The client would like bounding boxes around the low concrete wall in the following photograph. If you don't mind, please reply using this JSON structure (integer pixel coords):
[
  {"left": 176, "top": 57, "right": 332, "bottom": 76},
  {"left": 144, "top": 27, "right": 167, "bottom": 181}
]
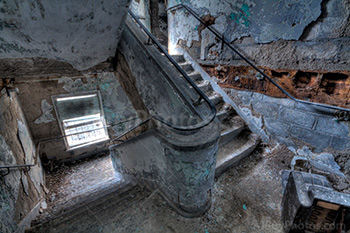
[{"left": 227, "top": 89, "right": 350, "bottom": 152}]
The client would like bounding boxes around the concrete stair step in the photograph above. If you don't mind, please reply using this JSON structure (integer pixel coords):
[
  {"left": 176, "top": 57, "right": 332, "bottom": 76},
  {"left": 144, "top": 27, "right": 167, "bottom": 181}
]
[
  {"left": 170, "top": 54, "right": 185, "bottom": 63},
  {"left": 178, "top": 62, "right": 194, "bottom": 73},
  {"left": 56, "top": 186, "right": 147, "bottom": 233},
  {"left": 215, "top": 132, "right": 260, "bottom": 177},
  {"left": 191, "top": 80, "right": 213, "bottom": 94},
  {"left": 188, "top": 71, "right": 203, "bottom": 82},
  {"left": 219, "top": 115, "right": 246, "bottom": 146},
  {"left": 27, "top": 184, "right": 144, "bottom": 233},
  {"left": 208, "top": 92, "right": 224, "bottom": 107},
  {"left": 216, "top": 108, "right": 236, "bottom": 122}
]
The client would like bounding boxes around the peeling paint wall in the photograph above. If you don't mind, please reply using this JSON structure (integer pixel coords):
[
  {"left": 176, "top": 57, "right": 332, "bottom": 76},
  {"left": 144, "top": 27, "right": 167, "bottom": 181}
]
[
  {"left": 168, "top": 0, "right": 350, "bottom": 71},
  {"left": 170, "top": 0, "right": 323, "bottom": 44},
  {"left": 0, "top": 89, "right": 45, "bottom": 232},
  {"left": 14, "top": 70, "right": 140, "bottom": 161},
  {"left": 0, "top": 0, "right": 131, "bottom": 70},
  {"left": 168, "top": 0, "right": 350, "bottom": 150},
  {"left": 130, "top": 0, "right": 151, "bottom": 30}
]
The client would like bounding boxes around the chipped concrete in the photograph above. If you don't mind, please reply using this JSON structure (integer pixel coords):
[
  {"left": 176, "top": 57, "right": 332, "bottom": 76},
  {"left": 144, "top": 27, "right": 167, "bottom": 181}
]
[
  {"left": 34, "top": 100, "right": 55, "bottom": 124},
  {"left": 21, "top": 171, "right": 30, "bottom": 196},
  {"left": 110, "top": 119, "right": 220, "bottom": 217},
  {"left": 0, "top": 0, "right": 131, "bottom": 70},
  {"left": 18, "top": 120, "right": 36, "bottom": 164}
]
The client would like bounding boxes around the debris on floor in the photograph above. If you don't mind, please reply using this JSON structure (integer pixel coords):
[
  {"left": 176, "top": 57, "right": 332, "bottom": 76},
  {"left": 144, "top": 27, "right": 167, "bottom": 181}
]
[
  {"left": 281, "top": 170, "right": 350, "bottom": 232},
  {"left": 289, "top": 146, "right": 350, "bottom": 193},
  {"left": 28, "top": 144, "right": 297, "bottom": 232}
]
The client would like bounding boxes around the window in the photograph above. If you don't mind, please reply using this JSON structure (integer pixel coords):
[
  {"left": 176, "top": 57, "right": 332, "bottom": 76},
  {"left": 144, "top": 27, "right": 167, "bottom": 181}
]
[{"left": 52, "top": 91, "right": 109, "bottom": 150}]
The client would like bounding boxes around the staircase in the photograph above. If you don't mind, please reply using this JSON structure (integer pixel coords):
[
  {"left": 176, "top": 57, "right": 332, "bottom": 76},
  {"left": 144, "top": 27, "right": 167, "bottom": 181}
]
[
  {"left": 171, "top": 54, "right": 260, "bottom": 177},
  {"left": 25, "top": 13, "right": 261, "bottom": 231}
]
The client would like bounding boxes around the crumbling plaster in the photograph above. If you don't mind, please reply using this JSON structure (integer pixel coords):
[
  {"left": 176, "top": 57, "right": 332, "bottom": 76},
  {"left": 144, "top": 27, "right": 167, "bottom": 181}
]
[
  {"left": 15, "top": 71, "right": 140, "bottom": 161},
  {"left": 0, "top": 89, "right": 45, "bottom": 232},
  {"left": 168, "top": 0, "right": 350, "bottom": 71},
  {"left": 0, "top": 0, "right": 131, "bottom": 70},
  {"left": 130, "top": 0, "right": 151, "bottom": 30},
  {"left": 169, "top": 0, "right": 324, "bottom": 44}
]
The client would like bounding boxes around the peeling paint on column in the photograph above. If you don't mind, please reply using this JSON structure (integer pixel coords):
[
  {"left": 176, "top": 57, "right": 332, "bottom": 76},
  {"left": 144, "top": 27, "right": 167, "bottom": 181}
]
[{"left": 34, "top": 99, "right": 56, "bottom": 124}]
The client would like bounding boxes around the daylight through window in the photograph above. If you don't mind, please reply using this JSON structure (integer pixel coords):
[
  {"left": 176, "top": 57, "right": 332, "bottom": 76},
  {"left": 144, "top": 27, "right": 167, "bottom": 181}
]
[{"left": 52, "top": 91, "right": 109, "bottom": 150}]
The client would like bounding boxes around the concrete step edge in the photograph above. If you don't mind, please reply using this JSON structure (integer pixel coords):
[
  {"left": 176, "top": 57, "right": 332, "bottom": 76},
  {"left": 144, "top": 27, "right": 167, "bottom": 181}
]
[
  {"left": 219, "top": 125, "right": 245, "bottom": 146},
  {"left": 215, "top": 134, "right": 260, "bottom": 177}
]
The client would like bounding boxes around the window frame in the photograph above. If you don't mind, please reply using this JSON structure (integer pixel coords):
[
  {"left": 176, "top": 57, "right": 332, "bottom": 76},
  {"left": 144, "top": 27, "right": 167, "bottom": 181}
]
[{"left": 52, "top": 91, "right": 109, "bottom": 150}]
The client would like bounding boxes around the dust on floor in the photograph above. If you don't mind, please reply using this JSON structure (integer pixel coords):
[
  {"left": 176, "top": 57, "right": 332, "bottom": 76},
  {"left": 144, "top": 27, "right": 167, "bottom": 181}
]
[
  {"left": 43, "top": 153, "right": 122, "bottom": 215},
  {"left": 32, "top": 144, "right": 297, "bottom": 233}
]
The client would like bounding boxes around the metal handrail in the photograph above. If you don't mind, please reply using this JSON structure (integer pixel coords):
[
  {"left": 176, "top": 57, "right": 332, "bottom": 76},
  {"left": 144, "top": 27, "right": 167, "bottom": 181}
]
[
  {"left": 167, "top": 3, "right": 350, "bottom": 113},
  {"left": 128, "top": 9, "right": 217, "bottom": 131},
  {"left": 0, "top": 164, "right": 34, "bottom": 177}
]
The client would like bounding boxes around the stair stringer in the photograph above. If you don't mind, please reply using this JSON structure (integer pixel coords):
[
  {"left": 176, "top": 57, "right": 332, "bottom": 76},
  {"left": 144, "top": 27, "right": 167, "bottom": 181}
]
[{"left": 178, "top": 49, "right": 270, "bottom": 142}]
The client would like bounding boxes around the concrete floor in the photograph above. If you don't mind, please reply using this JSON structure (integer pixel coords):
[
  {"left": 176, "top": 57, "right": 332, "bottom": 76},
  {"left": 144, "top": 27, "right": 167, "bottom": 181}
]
[
  {"left": 42, "top": 153, "right": 123, "bottom": 219},
  {"left": 30, "top": 144, "right": 295, "bottom": 232}
]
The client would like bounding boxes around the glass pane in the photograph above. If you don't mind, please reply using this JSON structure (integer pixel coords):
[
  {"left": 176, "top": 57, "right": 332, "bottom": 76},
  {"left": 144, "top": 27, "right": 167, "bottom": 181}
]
[{"left": 54, "top": 94, "right": 101, "bottom": 121}]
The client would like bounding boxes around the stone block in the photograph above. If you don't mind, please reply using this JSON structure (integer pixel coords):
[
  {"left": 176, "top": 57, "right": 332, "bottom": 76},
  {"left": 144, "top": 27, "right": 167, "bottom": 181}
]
[
  {"left": 279, "top": 108, "right": 317, "bottom": 128},
  {"left": 294, "top": 102, "right": 336, "bottom": 117},
  {"left": 290, "top": 126, "right": 331, "bottom": 149},
  {"left": 330, "top": 136, "right": 350, "bottom": 151},
  {"left": 252, "top": 100, "right": 279, "bottom": 118},
  {"left": 264, "top": 118, "right": 290, "bottom": 137},
  {"left": 315, "top": 117, "right": 349, "bottom": 137},
  {"left": 263, "top": 95, "right": 295, "bottom": 108},
  {"left": 234, "top": 90, "right": 253, "bottom": 106}
]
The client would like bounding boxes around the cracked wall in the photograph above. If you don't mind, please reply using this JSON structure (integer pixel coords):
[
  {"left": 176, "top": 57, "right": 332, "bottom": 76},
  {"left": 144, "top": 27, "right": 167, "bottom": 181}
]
[
  {"left": 170, "top": 0, "right": 323, "bottom": 44},
  {"left": 0, "top": 54, "right": 145, "bottom": 162},
  {"left": 13, "top": 68, "right": 141, "bottom": 161},
  {"left": 167, "top": 0, "right": 350, "bottom": 150},
  {"left": 0, "top": 0, "right": 131, "bottom": 70},
  {"left": 168, "top": 0, "right": 350, "bottom": 71},
  {"left": 0, "top": 89, "right": 45, "bottom": 233}
]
